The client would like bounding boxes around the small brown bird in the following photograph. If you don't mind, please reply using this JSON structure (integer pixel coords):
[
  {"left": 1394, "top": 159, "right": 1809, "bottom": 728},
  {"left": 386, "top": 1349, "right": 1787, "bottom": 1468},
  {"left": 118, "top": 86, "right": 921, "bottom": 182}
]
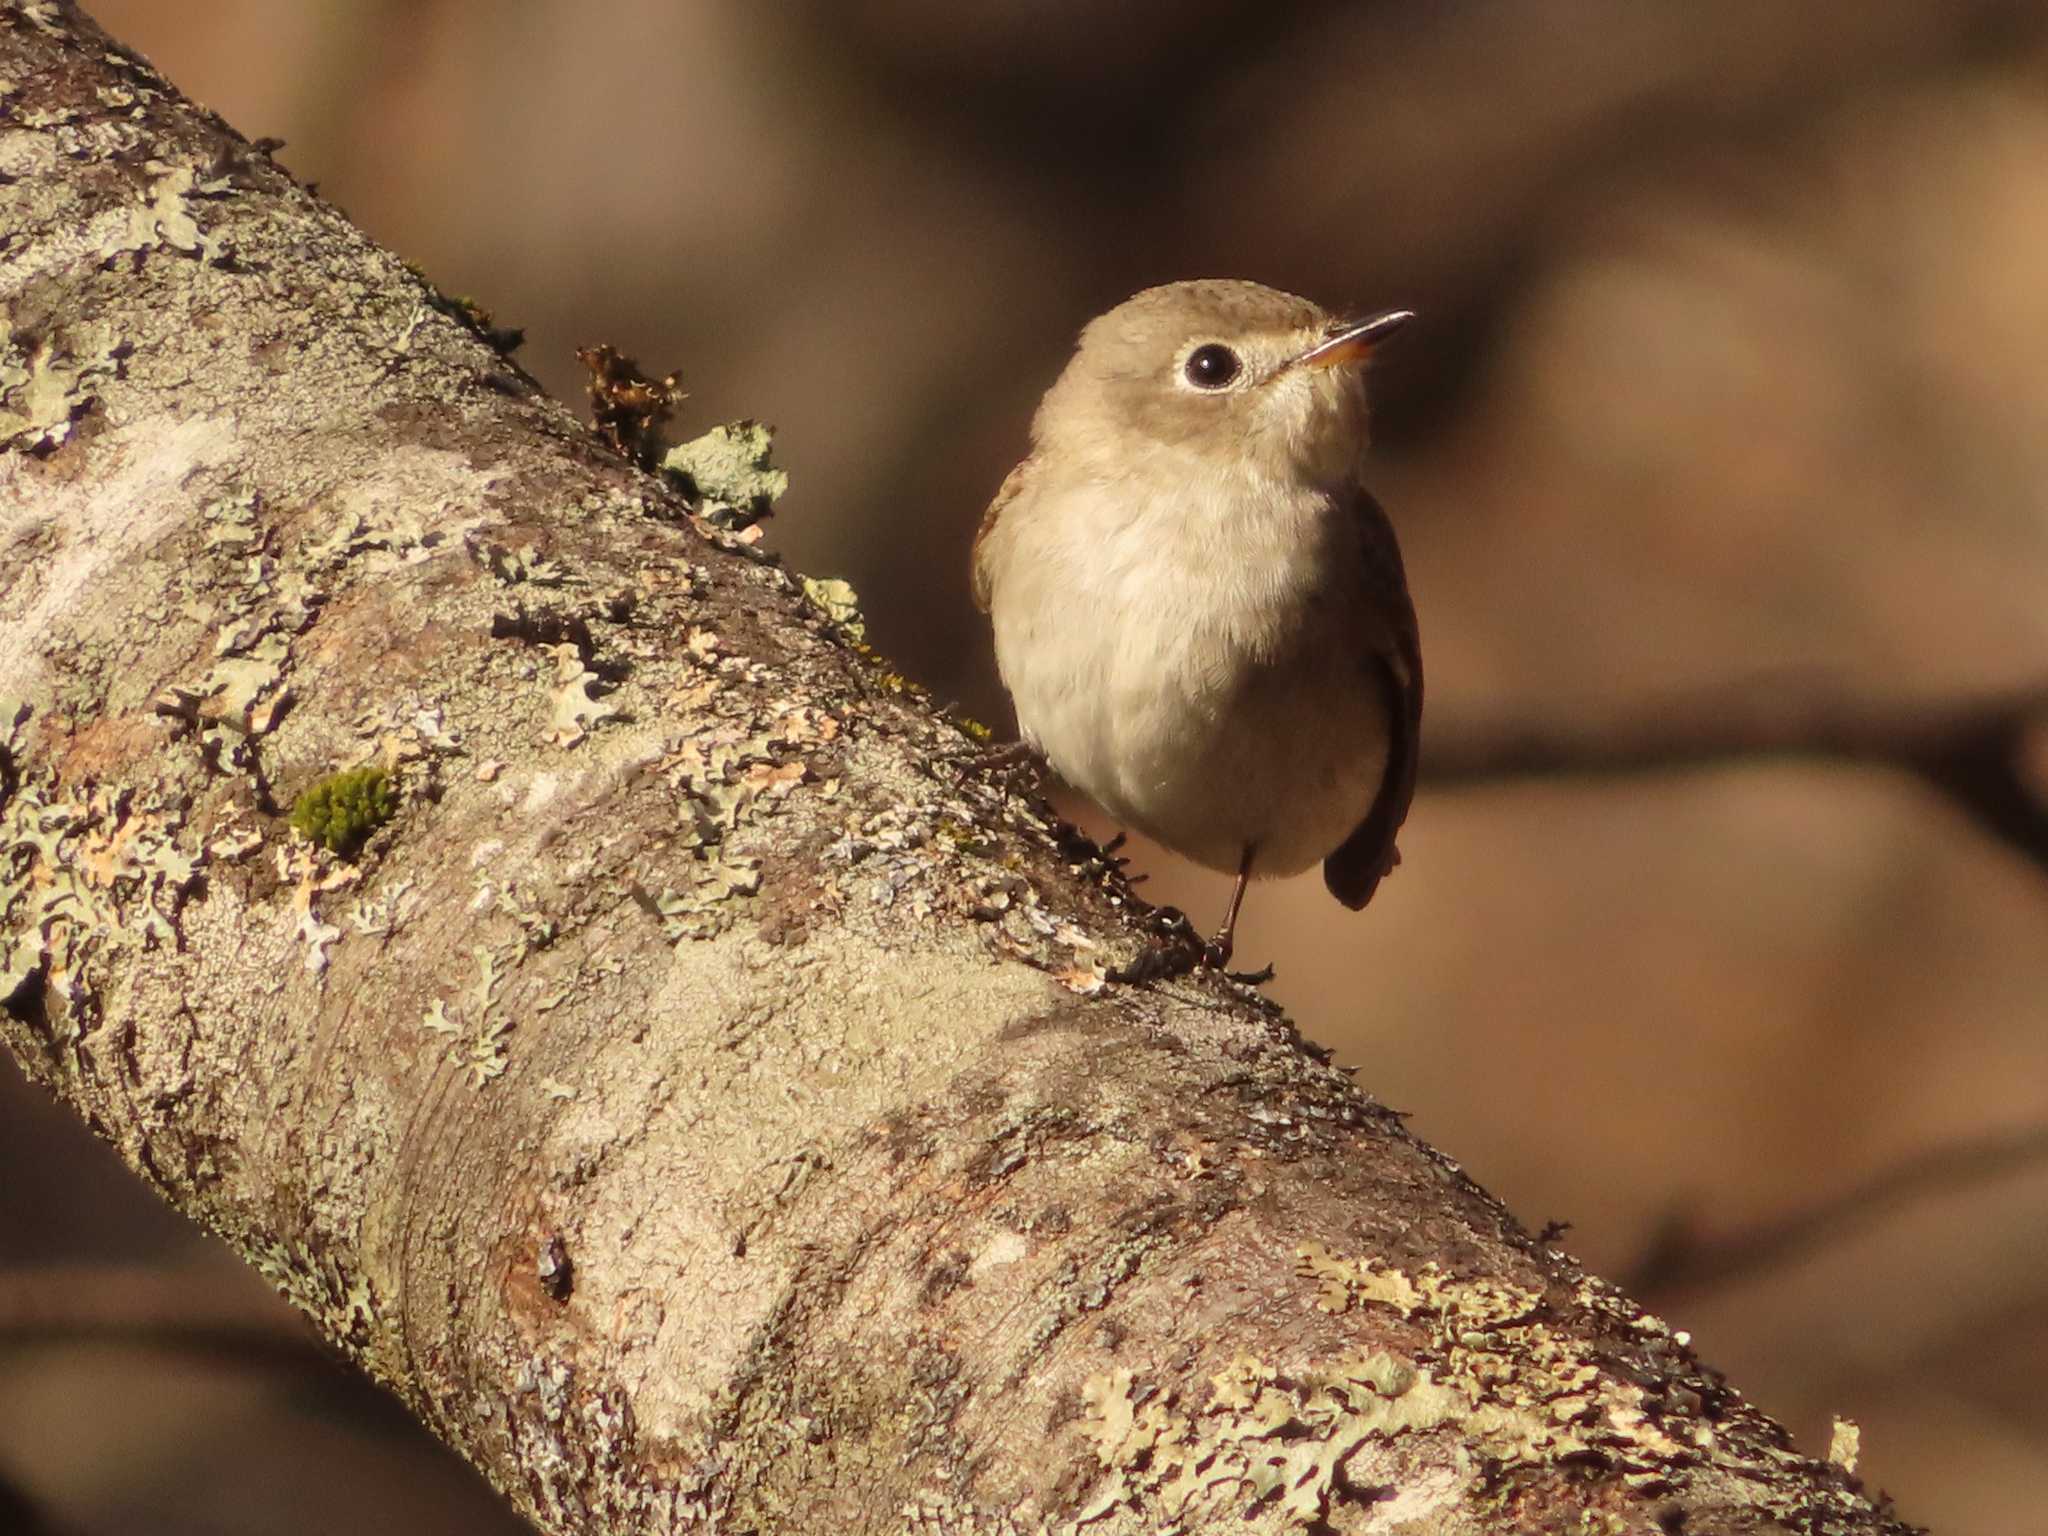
[{"left": 972, "top": 279, "right": 1421, "bottom": 968}]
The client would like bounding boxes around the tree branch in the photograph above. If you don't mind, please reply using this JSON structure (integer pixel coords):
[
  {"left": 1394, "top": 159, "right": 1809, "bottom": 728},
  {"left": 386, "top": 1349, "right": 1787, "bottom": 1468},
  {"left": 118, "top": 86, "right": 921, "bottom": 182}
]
[
  {"left": 0, "top": 5, "right": 1912, "bottom": 1532},
  {"left": 0, "top": 1261, "right": 324, "bottom": 1366},
  {"left": 1630, "top": 1120, "right": 2048, "bottom": 1299},
  {"left": 1426, "top": 678, "right": 2048, "bottom": 873}
]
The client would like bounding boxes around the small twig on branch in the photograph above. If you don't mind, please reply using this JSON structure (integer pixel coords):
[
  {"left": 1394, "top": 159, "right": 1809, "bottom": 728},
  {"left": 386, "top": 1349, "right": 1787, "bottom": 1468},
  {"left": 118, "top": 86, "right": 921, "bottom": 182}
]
[
  {"left": 1626, "top": 1120, "right": 2048, "bottom": 1298},
  {"left": 0, "top": 1468, "right": 68, "bottom": 1536},
  {"left": 1423, "top": 678, "right": 2048, "bottom": 873}
]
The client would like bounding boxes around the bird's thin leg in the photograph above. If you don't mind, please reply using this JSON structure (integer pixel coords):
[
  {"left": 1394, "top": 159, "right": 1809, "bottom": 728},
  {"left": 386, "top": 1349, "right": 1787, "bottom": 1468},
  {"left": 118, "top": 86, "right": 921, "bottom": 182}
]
[
  {"left": 1203, "top": 847, "right": 1255, "bottom": 969},
  {"left": 1106, "top": 849, "right": 1268, "bottom": 987}
]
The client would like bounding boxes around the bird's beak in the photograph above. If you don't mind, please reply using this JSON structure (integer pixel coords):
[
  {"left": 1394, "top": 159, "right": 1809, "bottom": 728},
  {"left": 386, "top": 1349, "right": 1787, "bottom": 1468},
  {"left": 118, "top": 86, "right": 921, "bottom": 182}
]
[{"left": 1293, "top": 308, "right": 1415, "bottom": 370}]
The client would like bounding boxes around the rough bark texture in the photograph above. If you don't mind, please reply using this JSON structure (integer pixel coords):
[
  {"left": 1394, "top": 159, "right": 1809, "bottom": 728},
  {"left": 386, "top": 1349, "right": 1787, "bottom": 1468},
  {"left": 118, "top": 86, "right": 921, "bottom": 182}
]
[{"left": 0, "top": 6, "right": 1917, "bottom": 1534}]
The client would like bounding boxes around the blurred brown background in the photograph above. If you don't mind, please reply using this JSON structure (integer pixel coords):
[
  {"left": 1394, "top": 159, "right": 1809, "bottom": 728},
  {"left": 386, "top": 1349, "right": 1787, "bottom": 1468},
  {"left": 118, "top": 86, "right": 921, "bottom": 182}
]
[{"left": 6, "top": 2, "right": 2048, "bottom": 1531}]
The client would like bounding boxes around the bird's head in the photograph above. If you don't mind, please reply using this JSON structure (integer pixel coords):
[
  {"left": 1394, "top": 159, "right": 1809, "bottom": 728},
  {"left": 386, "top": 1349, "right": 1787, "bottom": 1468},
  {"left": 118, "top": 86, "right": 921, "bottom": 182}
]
[{"left": 1034, "top": 278, "right": 1411, "bottom": 491}]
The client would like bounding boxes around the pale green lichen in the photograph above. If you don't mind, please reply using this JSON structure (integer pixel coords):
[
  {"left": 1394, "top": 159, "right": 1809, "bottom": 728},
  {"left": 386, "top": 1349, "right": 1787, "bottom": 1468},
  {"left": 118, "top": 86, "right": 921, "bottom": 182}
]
[
  {"left": 127, "top": 163, "right": 218, "bottom": 258},
  {"left": 276, "top": 840, "right": 355, "bottom": 975},
  {"left": 483, "top": 541, "right": 567, "bottom": 587},
  {"left": 493, "top": 881, "right": 561, "bottom": 951},
  {"left": 0, "top": 708, "right": 202, "bottom": 1027},
  {"left": 649, "top": 855, "right": 763, "bottom": 945},
  {"left": 17, "top": 3, "right": 67, "bottom": 38},
  {"left": 543, "top": 643, "right": 619, "bottom": 747},
  {"left": 202, "top": 487, "right": 262, "bottom": 551},
  {"left": 633, "top": 711, "right": 818, "bottom": 943},
  {"left": 247, "top": 1235, "right": 381, "bottom": 1363},
  {"left": 1075, "top": 1352, "right": 1481, "bottom": 1529},
  {"left": 1828, "top": 1416, "right": 1861, "bottom": 1474},
  {"left": 661, "top": 418, "right": 788, "bottom": 528},
  {"left": 302, "top": 503, "right": 437, "bottom": 569},
  {"left": 849, "top": 640, "right": 927, "bottom": 699},
  {"left": 422, "top": 944, "right": 515, "bottom": 1086},
  {"left": 1297, "top": 1241, "right": 1426, "bottom": 1316},
  {"left": 157, "top": 628, "right": 295, "bottom": 781},
  {"left": 800, "top": 576, "right": 866, "bottom": 641},
  {"left": 1292, "top": 1244, "right": 1676, "bottom": 1462},
  {"left": 1072, "top": 1246, "right": 1734, "bottom": 1530},
  {"left": 0, "top": 317, "right": 128, "bottom": 451},
  {"left": 895, "top": 1491, "right": 1032, "bottom": 1535},
  {"left": 288, "top": 766, "right": 396, "bottom": 858}
]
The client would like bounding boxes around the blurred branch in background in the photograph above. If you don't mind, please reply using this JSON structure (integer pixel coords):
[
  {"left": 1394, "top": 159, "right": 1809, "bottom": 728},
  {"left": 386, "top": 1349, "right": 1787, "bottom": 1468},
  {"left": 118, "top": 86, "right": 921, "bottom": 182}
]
[
  {"left": 0, "top": 1470, "right": 73, "bottom": 1536},
  {"left": 1629, "top": 1119, "right": 2048, "bottom": 1298},
  {"left": 1426, "top": 677, "right": 2048, "bottom": 872},
  {"left": 0, "top": 1265, "right": 323, "bottom": 1370}
]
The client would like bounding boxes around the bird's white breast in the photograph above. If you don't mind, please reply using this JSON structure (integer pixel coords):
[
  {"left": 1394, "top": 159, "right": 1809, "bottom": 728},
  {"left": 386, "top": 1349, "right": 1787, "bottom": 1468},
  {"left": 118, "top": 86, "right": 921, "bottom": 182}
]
[{"left": 985, "top": 456, "right": 1388, "bottom": 879}]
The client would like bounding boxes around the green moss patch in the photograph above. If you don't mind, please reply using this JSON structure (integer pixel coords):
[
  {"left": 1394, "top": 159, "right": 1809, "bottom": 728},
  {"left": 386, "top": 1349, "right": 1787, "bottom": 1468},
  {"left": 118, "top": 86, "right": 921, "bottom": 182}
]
[{"left": 289, "top": 766, "right": 396, "bottom": 858}]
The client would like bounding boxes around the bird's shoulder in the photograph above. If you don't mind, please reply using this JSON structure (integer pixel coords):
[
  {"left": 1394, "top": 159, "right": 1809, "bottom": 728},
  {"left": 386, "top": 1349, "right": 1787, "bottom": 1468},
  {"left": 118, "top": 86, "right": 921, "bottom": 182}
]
[{"left": 971, "top": 453, "right": 1040, "bottom": 613}]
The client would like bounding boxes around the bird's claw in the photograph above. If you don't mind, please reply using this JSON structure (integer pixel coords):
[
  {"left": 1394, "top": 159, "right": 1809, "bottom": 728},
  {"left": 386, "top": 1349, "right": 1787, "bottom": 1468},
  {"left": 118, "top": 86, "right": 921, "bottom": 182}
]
[
  {"left": 1106, "top": 941, "right": 1190, "bottom": 985},
  {"left": 1199, "top": 943, "right": 1274, "bottom": 987},
  {"left": 1105, "top": 919, "right": 1274, "bottom": 988},
  {"left": 1097, "top": 831, "right": 1139, "bottom": 875}
]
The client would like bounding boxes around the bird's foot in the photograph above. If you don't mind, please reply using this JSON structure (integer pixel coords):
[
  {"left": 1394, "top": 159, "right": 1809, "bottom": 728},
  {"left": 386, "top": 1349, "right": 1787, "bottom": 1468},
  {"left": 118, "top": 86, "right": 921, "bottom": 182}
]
[
  {"left": 1198, "top": 936, "right": 1274, "bottom": 987},
  {"left": 1105, "top": 907, "right": 1203, "bottom": 984},
  {"left": 1107, "top": 940, "right": 1192, "bottom": 985},
  {"left": 1097, "top": 831, "right": 1147, "bottom": 882},
  {"left": 1105, "top": 910, "right": 1274, "bottom": 988},
  {"left": 1108, "top": 935, "right": 1274, "bottom": 988}
]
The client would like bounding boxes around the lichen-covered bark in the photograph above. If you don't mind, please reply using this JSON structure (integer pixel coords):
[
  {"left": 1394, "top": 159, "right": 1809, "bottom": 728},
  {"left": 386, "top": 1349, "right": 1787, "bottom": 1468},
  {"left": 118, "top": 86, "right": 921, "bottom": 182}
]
[{"left": 0, "top": 6, "right": 1916, "bottom": 1534}]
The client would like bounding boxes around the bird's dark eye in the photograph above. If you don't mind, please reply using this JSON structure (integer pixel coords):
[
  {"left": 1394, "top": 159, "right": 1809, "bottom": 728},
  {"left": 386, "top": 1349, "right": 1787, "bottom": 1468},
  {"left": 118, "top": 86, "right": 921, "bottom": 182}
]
[{"left": 1183, "top": 343, "right": 1241, "bottom": 390}]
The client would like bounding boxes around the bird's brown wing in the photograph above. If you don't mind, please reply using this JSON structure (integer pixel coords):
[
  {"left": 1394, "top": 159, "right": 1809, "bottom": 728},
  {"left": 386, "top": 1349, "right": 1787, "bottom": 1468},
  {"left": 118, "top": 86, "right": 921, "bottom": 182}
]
[
  {"left": 1323, "top": 486, "right": 1423, "bottom": 910},
  {"left": 971, "top": 456, "right": 1036, "bottom": 613}
]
